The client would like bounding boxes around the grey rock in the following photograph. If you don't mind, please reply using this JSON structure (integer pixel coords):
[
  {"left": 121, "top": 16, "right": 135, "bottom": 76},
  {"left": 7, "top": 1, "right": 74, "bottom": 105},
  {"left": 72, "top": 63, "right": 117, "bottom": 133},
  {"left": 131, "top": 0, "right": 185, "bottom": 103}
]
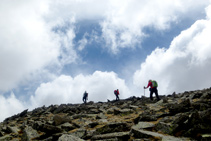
[
  {"left": 0, "top": 131, "right": 4, "bottom": 137},
  {"left": 87, "top": 122, "right": 99, "bottom": 128},
  {"left": 129, "top": 105, "right": 139, "bottom": 110},
  {"left": 60, "top": 122, "right": 76, "bottom": 132},
  {"left": 95, "top": 122, "right": 130, "bottom": 134},
  {"left": 70, "top": 128, "right": 86, "bottom": 138},
  {"left": 169, "top": 99, "right": 191, "bottom": 115},
  {"left": 53, "top": 115, "right": 71, "bottom": 126},
  {"left": 58, "top": 134, "right": 84, "bottom": 141},
  {"left": 72, "top": 114, "right": 88, "bottom": 119},
  {"left": 191, "top": 92, "right": 203, "bottom": 99},
  {"left": 89, "top": 109, "right": 100, "bottom": 114},
  {"left": 163, "top": 96, "right": 168, "bottom": 103},
  {"left": 136, "top": 113, "right": 157, "bottom": 123},
  {"left": 40, "top": 124, "right": 63, "bottom": 134},
  {"left": 91, "top": 132, "right": 130, "bottom": 140},
  {"left": 21, "top": 126, "right": 40, "bottom": 141},
  {"left": 155, "top": 113, "right": 189, "bottom": 135},
  {"left": 7, "top": 126, "right": 19, "bottom": 134},
  {"left": 133, "top": 122, "right": 155, "bottom": 129},
  {"left": 53, "top": 104, "right": 67, "bottom": 114},
  {"left": 0, "top": 134, "right": 13, "bottom": 141},
  {"left": 201, "top": 134, "right": 211, "bottom": 140},
  {"left": 155, "top": 121, "right": 179, "bottom": 135},
  {"left": 96, "top": 113, "right": 107, "bottom": 119},
  {"left": 106, "top": 107, "right": 119, "bottom": 114},
  {"left": 200, "top": 92, "right": 211, "bottom": 99},
  {"left": 131, "top": 128, "right": 190, "bottom": 141},
  {"left": 19, "top": 109, "right": 28, "bottom": 117}
]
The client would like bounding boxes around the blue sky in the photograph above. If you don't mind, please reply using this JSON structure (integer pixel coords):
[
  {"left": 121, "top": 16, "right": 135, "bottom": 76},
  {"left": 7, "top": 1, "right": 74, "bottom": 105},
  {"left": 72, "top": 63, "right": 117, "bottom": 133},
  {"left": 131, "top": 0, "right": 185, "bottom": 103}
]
[{"left": 0, "top": 0, "right": 211, "bottom": 121}]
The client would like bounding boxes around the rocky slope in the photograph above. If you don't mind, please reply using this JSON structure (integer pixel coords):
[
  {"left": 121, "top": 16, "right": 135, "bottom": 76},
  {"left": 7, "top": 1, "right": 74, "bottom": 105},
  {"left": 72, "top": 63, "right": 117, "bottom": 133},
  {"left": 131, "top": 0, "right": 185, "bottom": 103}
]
[{"left": 0, "top": 88, "right": 211, "bottom": 141}]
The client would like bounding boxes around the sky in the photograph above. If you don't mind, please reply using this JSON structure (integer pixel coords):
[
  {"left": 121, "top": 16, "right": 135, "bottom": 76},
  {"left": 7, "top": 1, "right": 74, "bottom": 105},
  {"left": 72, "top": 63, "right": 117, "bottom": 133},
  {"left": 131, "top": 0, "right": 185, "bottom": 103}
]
[{"left": 0, "top": 0, "right": 211, "bottom": 121}]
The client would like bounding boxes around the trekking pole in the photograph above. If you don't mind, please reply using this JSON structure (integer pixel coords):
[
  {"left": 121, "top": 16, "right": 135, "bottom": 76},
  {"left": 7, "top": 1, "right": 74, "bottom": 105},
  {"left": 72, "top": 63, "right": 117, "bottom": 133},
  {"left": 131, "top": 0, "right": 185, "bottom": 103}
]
[{"left": 144, "top": 86, "right": 145, "bottom": 97}]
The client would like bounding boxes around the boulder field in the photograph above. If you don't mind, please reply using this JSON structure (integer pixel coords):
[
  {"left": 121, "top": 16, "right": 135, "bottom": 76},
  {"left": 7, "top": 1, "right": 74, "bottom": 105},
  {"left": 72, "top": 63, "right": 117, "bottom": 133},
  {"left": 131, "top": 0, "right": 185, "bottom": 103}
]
[{"left": 0, "top": 87, "right": 211, "bottom": 141}]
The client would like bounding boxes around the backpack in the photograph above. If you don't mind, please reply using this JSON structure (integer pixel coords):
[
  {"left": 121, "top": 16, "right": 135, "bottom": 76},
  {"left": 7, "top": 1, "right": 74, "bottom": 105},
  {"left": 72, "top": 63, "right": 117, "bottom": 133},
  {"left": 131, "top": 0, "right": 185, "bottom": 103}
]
[
  {"left": 152, "top": 80, "right": 158, "bottom": 87},
  {"left": 114, "top": 90, "right": 117, "bottom": 95}
]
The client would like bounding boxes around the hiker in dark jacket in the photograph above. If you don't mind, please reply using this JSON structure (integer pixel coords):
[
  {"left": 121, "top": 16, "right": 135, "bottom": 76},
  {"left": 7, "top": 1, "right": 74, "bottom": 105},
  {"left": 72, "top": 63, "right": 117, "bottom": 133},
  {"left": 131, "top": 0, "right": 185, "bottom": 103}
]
[
  {"left": 114, "top": 89, "right": 120, "bottom": 101},
  {"left": 83, "top": 91, "right": 88, "bottom": 103},
  {"left": 144, "top": 80, "right": 160, "bottom": 101}
]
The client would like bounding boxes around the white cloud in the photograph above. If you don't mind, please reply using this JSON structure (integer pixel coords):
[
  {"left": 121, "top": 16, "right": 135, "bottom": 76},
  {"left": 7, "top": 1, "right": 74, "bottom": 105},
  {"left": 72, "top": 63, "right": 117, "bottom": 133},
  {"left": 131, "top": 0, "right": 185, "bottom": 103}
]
[
  {"left": 0, "top": 1, "right": 61, "bottom": 91},
  {"left": 133, "top": 5, "right": 211, "bottom": 96},
  {"left": 44, "top": 0, "right": 210, "bottom": 54},
  {"left": 0, "top": 92, "right": 25, "bottom": 122},
  {"left": 78, "top": 33, "right": 89, "bottom": 51},
  {"left": 47, "top": 0, "right": 109, "bottom": 21},
  {"left": 30, "top": 71, "right": 131, "bottom": 108},
  {"left": 0, "top": 0, "right": 80, "bottom": 92},
  {"left": 0, "top": 70, "right": 131, "bottom": 121},
  {"left": 206, "top": 4, "right": 211, "bottom": 19},
  {"left": 100, "top": 0, "right": 210, "bottom": 53},
  {"left": 0, "top": 0, "right": 209, "bottom": 93},
  {"left": 56, "top": 19, "right": 78, "bottom": 66}
]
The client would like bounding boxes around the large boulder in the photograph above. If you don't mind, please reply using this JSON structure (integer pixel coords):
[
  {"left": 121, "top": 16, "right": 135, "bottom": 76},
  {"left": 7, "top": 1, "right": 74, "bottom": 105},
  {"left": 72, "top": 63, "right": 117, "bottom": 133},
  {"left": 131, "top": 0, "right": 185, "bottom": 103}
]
[
  {"left": 184, "top": 109, "right": 211, "bottom": 138},
  {"left": 21, "top": 126, "right": 40, "bottom": 141},
  {"left": 53, "top": 115, "right": 71, "bottom": 126},
  {"left": 168, "top": 99, "right": 192, "bottom": 115},
  {"left": 155, "top": 113, "right": 189, "bottom": 135}
]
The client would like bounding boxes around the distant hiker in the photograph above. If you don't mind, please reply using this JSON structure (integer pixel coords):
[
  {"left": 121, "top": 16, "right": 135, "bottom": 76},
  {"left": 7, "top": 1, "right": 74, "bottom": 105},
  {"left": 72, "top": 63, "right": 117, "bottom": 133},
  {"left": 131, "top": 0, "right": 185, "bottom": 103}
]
[
  {"left": 144, "top": 80, "right": 160, "bottom": 101},
  {"left": 83, "top": 91, "right": 88, "bottom": 103},
  {"left": 114, "top": 89, "right": 120, "bottom": 101}
]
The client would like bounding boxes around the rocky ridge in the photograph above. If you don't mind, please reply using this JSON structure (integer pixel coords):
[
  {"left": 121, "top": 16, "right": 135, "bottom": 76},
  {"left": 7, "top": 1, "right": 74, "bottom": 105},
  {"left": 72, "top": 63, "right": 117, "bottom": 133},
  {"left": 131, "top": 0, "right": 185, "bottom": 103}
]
[{"left": 0, "top": 88, "right": 211, "bottom": 141}]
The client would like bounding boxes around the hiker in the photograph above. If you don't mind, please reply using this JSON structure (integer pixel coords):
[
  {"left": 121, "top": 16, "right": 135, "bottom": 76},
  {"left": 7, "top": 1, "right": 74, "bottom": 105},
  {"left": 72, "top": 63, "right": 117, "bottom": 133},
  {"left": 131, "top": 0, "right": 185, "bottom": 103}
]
[
  {"left": 114, "top": 89, "right": 120, "bottom": 101},
  {"left": 83, "top": 91, "right": 88, "bottom": 103},
  {"left": 144, "top": 80, "right": 160, "bottom": 101}
]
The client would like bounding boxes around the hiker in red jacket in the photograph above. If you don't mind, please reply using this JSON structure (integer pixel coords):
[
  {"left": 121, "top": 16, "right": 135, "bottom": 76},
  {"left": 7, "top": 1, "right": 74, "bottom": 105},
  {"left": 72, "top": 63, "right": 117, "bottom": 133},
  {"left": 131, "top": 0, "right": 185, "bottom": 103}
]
[
  {"left": 114, "top": 89, "right": 120, "bottom": 101},
  {"left": 144, "top": 80, "right": 160, "bottom": 101}
]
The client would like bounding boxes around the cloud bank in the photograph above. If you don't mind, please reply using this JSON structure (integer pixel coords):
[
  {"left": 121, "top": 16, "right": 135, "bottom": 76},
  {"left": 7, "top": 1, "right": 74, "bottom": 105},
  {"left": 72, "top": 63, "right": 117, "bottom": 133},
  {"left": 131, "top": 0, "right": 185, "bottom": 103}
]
[
  {"left": 100, "top": 0, "right": 209, "bottom": 53},
  {"left": 30, "top": 71, "right": 131, "bottom": 108},
  {"left": 0, "top": 93, "right": 25, "bottom": 121},
  {"left": 133, "top": 4, "right": 211, "bottom": 96}
]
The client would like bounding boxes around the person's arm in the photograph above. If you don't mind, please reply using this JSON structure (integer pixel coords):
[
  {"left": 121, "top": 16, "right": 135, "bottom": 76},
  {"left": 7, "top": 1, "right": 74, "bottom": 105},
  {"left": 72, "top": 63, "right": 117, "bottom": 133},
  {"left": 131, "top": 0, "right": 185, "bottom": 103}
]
[{"left": 144, "top": 82, "right": 151, "bottom": 89}]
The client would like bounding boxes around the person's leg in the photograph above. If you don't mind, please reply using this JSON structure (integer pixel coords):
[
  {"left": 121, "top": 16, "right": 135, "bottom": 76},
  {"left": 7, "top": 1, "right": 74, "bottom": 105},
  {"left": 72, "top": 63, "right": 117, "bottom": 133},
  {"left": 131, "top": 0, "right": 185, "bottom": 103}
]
[
  {"left": 117, "top": 95, "right": 119, "bottom": 101},
  {"left": 155, "top": 88, "right": 160, "bottom": 100},
  {"left": 150, "top": 89, "right": 153, "bottom": 101},
  {"left": 83, "top": 97, "right": 86, "bottom": 103}
]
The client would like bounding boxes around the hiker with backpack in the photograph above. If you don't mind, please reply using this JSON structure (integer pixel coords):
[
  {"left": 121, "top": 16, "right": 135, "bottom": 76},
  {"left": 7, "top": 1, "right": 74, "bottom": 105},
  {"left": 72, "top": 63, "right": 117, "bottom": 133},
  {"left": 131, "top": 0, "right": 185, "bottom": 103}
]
[
  {"left": 114, "top": 89, "right": 120, "bottom": 101},
  {"left": 144, "top": 80, "right": 160, "bottom": 101},
  {"left": 83, "top": 91, "right": 88, "bottom": 103}
]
